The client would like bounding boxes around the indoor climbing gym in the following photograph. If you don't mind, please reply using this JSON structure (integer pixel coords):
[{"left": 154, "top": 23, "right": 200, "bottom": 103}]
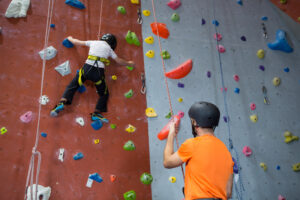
[{"left": 0, "top": 0, "right": 300, "bottom": 199}]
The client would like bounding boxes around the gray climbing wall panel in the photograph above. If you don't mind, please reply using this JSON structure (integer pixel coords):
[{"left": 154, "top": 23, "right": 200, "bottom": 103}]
[{"left": 141, "top": 0, "right": 300, "bottom": 199}]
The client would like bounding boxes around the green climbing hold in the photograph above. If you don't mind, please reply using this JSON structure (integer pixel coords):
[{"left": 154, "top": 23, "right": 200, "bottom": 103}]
[
  {"left": 171, "top": 13, "right": 180, "bottom": 22},
  {"left": 165, "top": 112, "right": 172, "bottom": 119},
  {"left": 110, "top": 124, "right": 116, "bottom": 129},
  {"left": 140, "top": 172, "right": 153, "bottom": 185},
  {"left": 117, "top": 6, "right": 126, "bottom": 14},
  {"left": 126, "top": 66, "right": 134, "bottom": 71},
  {"left": 125, "top": 31, "right": 140, "bottom": 46},
  {"left": 161, "top": 50, "right": 171, "bottom": 59},
  {"left": 123, "top": 140, "right": 136, "bottom": 151},
  {"left": 124, "top": 89, "right": 133, "bottom": 98},
  {"left": 123, "top": 190, "right": 136, "bottom": 200}
]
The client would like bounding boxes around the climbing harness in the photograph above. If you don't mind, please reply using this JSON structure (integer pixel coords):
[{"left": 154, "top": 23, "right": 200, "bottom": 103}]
[
  {"left": 261, "top": 23, "right": 268, "bottom": 38},
  {"left": 88, "top": 55, "right": 110, "bottom": 66},
  {"left": 137, "top": 8, "right": 143, "bottom": 24},
  {"left": 141, "top": 73, "right": 146, "bottom": 94}
]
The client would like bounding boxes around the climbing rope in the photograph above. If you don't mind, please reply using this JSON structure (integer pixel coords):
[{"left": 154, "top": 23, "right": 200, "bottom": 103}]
[
  {"left": 150, "top": 0, "right": 185, "bottom": 180},
  {"left": 24, "top": 0, "right": 55, "bottom": 199},
  {"left": 97, "top": 0, "right": 104, "bottom": 39},
  {"left": 211, "top": 0, "right": 245, "bottom": 199}
]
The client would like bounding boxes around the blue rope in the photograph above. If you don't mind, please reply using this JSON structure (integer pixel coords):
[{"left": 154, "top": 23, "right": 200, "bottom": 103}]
[{"left": 210, "top": 0, "right": 245, "bottom": 199}]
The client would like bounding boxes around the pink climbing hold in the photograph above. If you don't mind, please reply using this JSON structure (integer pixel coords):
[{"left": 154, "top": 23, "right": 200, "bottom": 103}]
[
  {"left": 278, "top": 195, "right": 286, "bottom": 200},
  {"left": 20, "top": 111, "right": 33, "bottom": 123},
  {"left": 214, "top": 33, "right": 222, "bottom": 41},
  {"left": 242, "top": 146, "right": 252, "bottom": 157},
  {"left": 250, "top": 103, "right": 256, "bottom": 111},
  {"left": 233, "top": 75, "right": 240, "bottom": 82},
  {"left": 178, "top": 111, "right": 184, "bottom": 118},
  {"left": 167, "top": 0, "right": 181, "bottom": 10},
  {"left": 217, "top": 45, "right": 226, "bottom": 53},
  {"left": 221, "top": 87, "right": 227, "bottom": 92}
]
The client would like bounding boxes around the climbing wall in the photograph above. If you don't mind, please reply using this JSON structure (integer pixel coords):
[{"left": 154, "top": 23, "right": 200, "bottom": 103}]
[
  {"left": 141, "top": 0, "right": 300, "bottom": 199},
  {"left": 0, "top": 0, "right": 152, "bottom": 199}
]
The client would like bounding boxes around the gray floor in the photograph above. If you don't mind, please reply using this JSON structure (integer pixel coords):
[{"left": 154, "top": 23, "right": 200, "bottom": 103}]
[{"left": 141, "top": 0, "right": 300, "bottom": 199}]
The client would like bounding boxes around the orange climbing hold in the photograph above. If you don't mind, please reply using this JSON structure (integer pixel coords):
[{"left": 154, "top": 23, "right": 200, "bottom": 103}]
[
  {"left": 165, "top": 59, "right": 193, "bottom": 79},
  {"left": 150, "top": 23, "right": 170, "bottom": 39},
  {"left": 157, "top": 115, "right": 181, "bottom": 140},
  {"left": 110, "top": 174, "right": 116, "bottom": 182}
]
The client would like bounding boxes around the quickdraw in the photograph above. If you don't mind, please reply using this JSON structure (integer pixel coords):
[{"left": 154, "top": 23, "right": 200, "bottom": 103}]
[{"left": 141, "top": 73, "right": 146, "bottom": 94}]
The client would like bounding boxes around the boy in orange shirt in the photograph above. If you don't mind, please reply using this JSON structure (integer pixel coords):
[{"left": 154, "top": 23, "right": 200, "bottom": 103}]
[{"left": 163, "top": 102, "right": 234, "bottom": 200}]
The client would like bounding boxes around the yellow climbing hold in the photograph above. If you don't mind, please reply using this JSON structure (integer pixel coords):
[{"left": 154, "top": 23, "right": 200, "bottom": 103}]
[
  {"left": 126, "top": 124, "right": 136, "bottom": 133},
  {"left": 146, "top": 50, "right": 155, "bottom": 58},
  {"left": 292, "top": 163, "right": 300, "bottom": 172},
  {"left": 250, "top": 114, "right": 258, "bottom": 123},
  {"left": 131, "top": 0, "right": 139, "bottom": 4},
  {"left": 144, "top": 36, "right": 154, "bottom": 44},
  {"left": 272, "top": 77, "right": 281, "bottom": 86},
  {"left": 257, "top": 49, "right": 265, "bottom": 59},
  {"left": 94, "top": 139, "right": 100, "bottom": 144},
  {"left": 284, "top": 131, "right": 299, "bottom": 144},
  {"left": 145, "top": 107, "right": 157, "bottom": 117},
  {"left": 169, "top": 176, "right": 176, "bottom": 183},
  {"left": 260, "top": 162, "right": 267, "bottom": 171},
  {"left": 112, "top": 75, "right": 117, "bottom": 80},
  {"left": 178, "top": 98, "right": 183, "bottom": 102},
  {"left": 142, "top": 10, "right": 151, "bottom": 16}
]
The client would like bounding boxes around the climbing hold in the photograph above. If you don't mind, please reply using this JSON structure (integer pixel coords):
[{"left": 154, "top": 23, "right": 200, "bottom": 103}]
[
  {"left": 165, "top": 112, "right": 172, "bottom": 119},
  {"left": 55, "top": 61, "right": 71, "bottom": 76},
  {"left": 150, "top": 23, "right": 170, "bottom": 39},
  {"left": 73, "top": 152, "right": 84, "bottom": 160},
  {"left": 167, "top": 0, "right": 181, "bottom": 10},
  {"left": 26, "top": 184, "right": 51, "bottom": 200},
  {"left": 123, "top": 140, "right": 136, "bottom": 151},
  {"left": 223, "top": 116, "right": 228, "bottom": 123},
  {"left": 242, "top": 146, "right": 252, "bottom": 157},
  {"left": 39, "top": 46, "right": 57, "bottom": 60},
  {"left": 125, "top": 31, "right": 140, "bottom": 46},
  {"left": 161, "top": 50, "right": 171, "bottom": 59},
  {"left": 124, "top": 89, "right": 133, "bottom": 98},
  {"left": 268, "top": 30, "right": 293, "bottom": 53},
  {"left": 261, "top": 16, "right": 268, "bottom": 21},
  {"left": 212, "top": 20, "right": 219, "bottom": 26},
  {"left": 178, "top": 98, "right": 183, "bottom": 102},
  {"left": 89, "top": 173, "right": 103, "bottom": 183},
  {"left": 41, "top": 132, "right": 47, "bottom": 137},
  {"left": 256, "top": 49, "right": 265, "bottom": 59},
  {"left": 1, "top": 127, "right": 8, "bottom": 134},
  {"left": 144, "top": 36, "right": 154, "bottom": 44},
  {"left": 259, "top": 65, "right": 265, "bottom": 71},
  {"left": 62, "top": 38, "right": 74, "bottom": 48},
  {"left": 165, "top": 59, "right": 193, "bottom": 79},
  {"left": 280, "top": 0, "right": 287, "bottom": 4},
  {"left": 272, "top": 77, "right": 281, "bottom": 86},
  {"left": 178, "top": 111, "right": 184, "bottom": 118},
  {"left": 91, "top": 120, "right": 103, "bottom": 130},
  {"left": 234, "top": 88, "right": 240, "bottom": 94},
  {"left": 112, "top": 75, "right": 117, "bottom": 80},
  {"left": 65, "top": 0, "right": 85, "bottom": 9},
  {"left": 233, "top": 75, "right": 240, "bottom": 82},
  {"left": 58, "top": 148, "right": 65, "bottom": 162},
  {"left": 78, "top": 85, "right": 86, "bottom": 93},
  {"left": 39, "top": 95, "right": 49, "bottom": 105},
  {"left": 207, "top": 71, "right": 211, "bottom": 78},
  {"left": 142, "top": 10, "right": 151, "bottom": 16},
  {"left": 217, "top": 45, "right": 226, "bottom": 53},
  {"left": 117, "top": 6, "right": 126, "bottom": 14},
  {"left": 237, "top": 0, "right": 243, "bottom": 5},
  {"left": 276, "top": 165, "right": 281, "bottom": 170},
  {"left": 292, "top": 163, "right": 300, "bottom": 172},
  {"left": 250, "top": 103, "right": 256, "bottom": 111},
  {"left": 169, "top": 176, "right": 176, "bottom": 183},
  {"left": 5, "top": 0, "right": 30, "bottom": 18},
  {"left": 50, "top": 24, "right": 55, "bottom": 28},
  {"left": 250, "top": 114, "right": 258, "bottom": 123},
  {"left": 260, "top": 162, "right": 267, "bottom": 171},
  {"left": 140, "top": 172, "right": 153, "bottom": 185},
  {"left": 240, "top": 36, "right": 246, "bottom": 41},
  {"left": 284, "top": 131, "right": 299, "bottom": 143},
  {"left": 232, "top": 158, "right": 239, "bottom": 174},
  {"left": 177, "top": 82, "right": 184, "bottom": 88},
  {"left": 130, "top": 0, "right": 139, "bottom": 4},
  {"left": 125, "top": 124, "right": 136, "bottom": 133},
  {"left": 94, "top": 139, "right": 100, "bottom": 144},
  {"left": 221, "top": 87, "right": 227, "bottom": 92},
  {"left": 283, "top": 67, "right": 289, "bottom": 72},
  {"left": 214, "top": 33, "right": 222, "bottom": 41},
  {"left": 75, "top": 117, "right": 84, "bottom": 126},
  {"left": 201, "top": 18, "right": 206, "bottom": 25},
  {"left": 146, "top": 108, "right": 157, "bottom": 118},
  {"left": 110, "top": 174, "right": 116, "bottom": 182},
  {"left": 123, "top": 190, "right": 136, "bottom": 200},
  {"left": 278, "top": 195, "right": 286, "bottom": 200},
  {"left": 145, "top": 50, "right": 155, "bottom": 58},
  {"left": 110, "top": 124, "right": 116, "bottom": 129},
  {"left": 126, "top": 66, "right": 134, "bottom": 71},
  {"left": 171, "top": 13, "right": 180, "bottom": 22},
  {"left": 20, "top": 111, "right": 33, "bottom": 123},
  {"left": 158, "top": 114, "right": 181, "bottom": 140}
]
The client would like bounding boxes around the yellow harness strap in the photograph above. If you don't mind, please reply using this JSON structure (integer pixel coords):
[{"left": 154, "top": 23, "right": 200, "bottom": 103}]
[
  {"left": 88, "top": 55, "right": 110, "bottom": 66},
  {"left": 78, "top": 68, "right": 84, "bottom": 86}
]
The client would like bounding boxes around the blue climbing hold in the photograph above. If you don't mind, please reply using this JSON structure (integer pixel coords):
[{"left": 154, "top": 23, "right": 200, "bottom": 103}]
[
  {"left": 62, "top": 38, "right": 74, "bottom": 48},
  {"left": 41, "top": 132, "right": 47, "bottom": 137},
  {"left": 89, "top": 173, "right": 103, "bottom": 183},
  {"left": 50, "top": 24, "right": 55, "bottom": 28},
  {"left": 201, "top": 18, "right": 206, "bottom": 25},
  {"left": 65, "top": 0, "right": 85, "bottom": 9},
  {"left": 237, "top": 0, "right": 243, "bottom": 5},
  {"left": 91, "top": 120, "right": 103, "bottom": 130},
  {"left": 284, "top": 67, "right": 290, "bottom": 72},
  {"left": 207, "top": 71, "right": 211, "bottom": 78},
  {"left": 73, "top": 152, "right": 84, "bottom": 160},
  {"left": 234, "top": 88, "right": 240, "bottom": 94},
  {"left": 78, "top": 85, "right": 86, "bottom": 93},
  {"left": 212, "top": 20, "right": 219, "bottom": 26},
  {"left": 232, "top": 158, "right": 239, "bottom": 174},
  {"left": 261, "top": 16, "right": 268, "bottom": 21},
  {"left": 268, "top": 29, "right": 293, "bottom": 53},
  {"left": 240, "top": 36, "right": 246, "bottom": 41},
  {"left": 276, "top": 165, "right": 281, "bottom": 170}
]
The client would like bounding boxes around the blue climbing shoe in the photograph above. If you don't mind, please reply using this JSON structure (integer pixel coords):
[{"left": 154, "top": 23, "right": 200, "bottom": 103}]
[
  {"left": 50, "top": 103, "right": 64, "bottom": 117},
  {"left": 91, "top": 112, "right": 109, "bottom": 123}
]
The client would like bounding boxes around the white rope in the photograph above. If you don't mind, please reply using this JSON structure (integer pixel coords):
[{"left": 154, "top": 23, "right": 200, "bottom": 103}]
[{"left": 97, "top": 0, "right": 104, "bottom": 39}]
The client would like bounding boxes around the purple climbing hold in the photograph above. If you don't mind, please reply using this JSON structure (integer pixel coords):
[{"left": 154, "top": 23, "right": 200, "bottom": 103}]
[
  {"left": 177, "top": 82, "right": 184, "bottom": 88},
  {"left": 259, "top": 65, "right": 265, "bottom": 71},
  {"left": 284, "top": 67, "right": 289, "bottom": 72},
  {"left": 223, "top": 116, "right": 228, "bottom": 123},
  {"left": 212, "top": 20, "right": 219, "bottom": 26},
  {"left": 201, "top": 18, "right": 206, "bottom": 25},
  {"left": 234, "top": 88, "right": 240, "bottom": 94},
  {"left": 207, "top": 71, "right": 211, "bottom": 78},
  {"left": 240, "top": 36, "right": 246, "bottom": 41},
  {"left": 232, "top": 158, "right": 239, "bottom": 174}
]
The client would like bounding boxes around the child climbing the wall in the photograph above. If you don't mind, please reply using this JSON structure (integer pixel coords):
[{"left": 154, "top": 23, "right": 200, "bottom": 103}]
[{"left": 50, "top": 34, "right": 135, "bottom": 123}]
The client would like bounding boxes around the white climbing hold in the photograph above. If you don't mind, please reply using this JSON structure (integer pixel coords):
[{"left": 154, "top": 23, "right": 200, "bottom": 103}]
[
  {"left": 39, "top": 46, "right": 57, "bottom": 60},
  {"left": 234, "top": 174, "right": 239, "bottom": 183},
  {"left": 55, "top": 61, "right": 71, "bottom": 76},
  {"left": 75, "top": 117, "right": 85, "bottom": 126},
  {"left": 86, "top": 175, "right": 93, "bottom": 188},
  {"left": 5, "top": 0, "right": 30, "bottom": 18},
  {"left": 39, "top": 95, "right": 49, "bottom": 105},
  {"left": 26, "top": 184, "right": 51, "bottom": 200},
  {"left": 58, "top": 148, "right": 65, "bottom": 162}
]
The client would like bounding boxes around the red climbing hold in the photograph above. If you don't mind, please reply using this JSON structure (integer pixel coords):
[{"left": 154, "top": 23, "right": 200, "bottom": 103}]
[
  {"left": 157, "top": 114, "right": 181, "bottom": 140},
  {"left": 110, "top": 174, "right": 116, "bottom": 182},
  {"left": 150, "top": 23, "right": 170, "bottom": 39},
  {"left": 165, "top": 59, "right": 193, "bottom": 79},
  {"left": 242, "top": 146, "right": 252, "bottom": 157}
]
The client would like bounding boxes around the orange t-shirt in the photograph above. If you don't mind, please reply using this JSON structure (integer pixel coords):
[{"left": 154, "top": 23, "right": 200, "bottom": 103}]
[{"left": 178, "top": 134, "right": 234, "bottom": 200}]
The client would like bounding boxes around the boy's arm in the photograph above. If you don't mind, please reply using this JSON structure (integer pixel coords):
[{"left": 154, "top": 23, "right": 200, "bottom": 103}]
[
  {"left": 67, "top": 36, "right": 86, "bottom": 46},
  {"left": 114, "top": 57, "right": 135, "bottom": 67}
]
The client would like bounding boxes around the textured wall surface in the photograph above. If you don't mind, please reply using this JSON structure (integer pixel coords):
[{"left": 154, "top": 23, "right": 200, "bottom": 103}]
[{"left": 141, "top": 0, "right": 300, "bottom": 199}]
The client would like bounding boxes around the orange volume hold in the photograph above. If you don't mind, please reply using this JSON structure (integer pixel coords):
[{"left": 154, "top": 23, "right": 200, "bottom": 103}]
[
  {"left": 150, "top": 23, "right": 170, "bottom": 39},
  {"left": 165, "top": 59, "right": 193, "bottom": 79},
  {"left": 157, "top": 115, "right": 181, "bottom": 140}
]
